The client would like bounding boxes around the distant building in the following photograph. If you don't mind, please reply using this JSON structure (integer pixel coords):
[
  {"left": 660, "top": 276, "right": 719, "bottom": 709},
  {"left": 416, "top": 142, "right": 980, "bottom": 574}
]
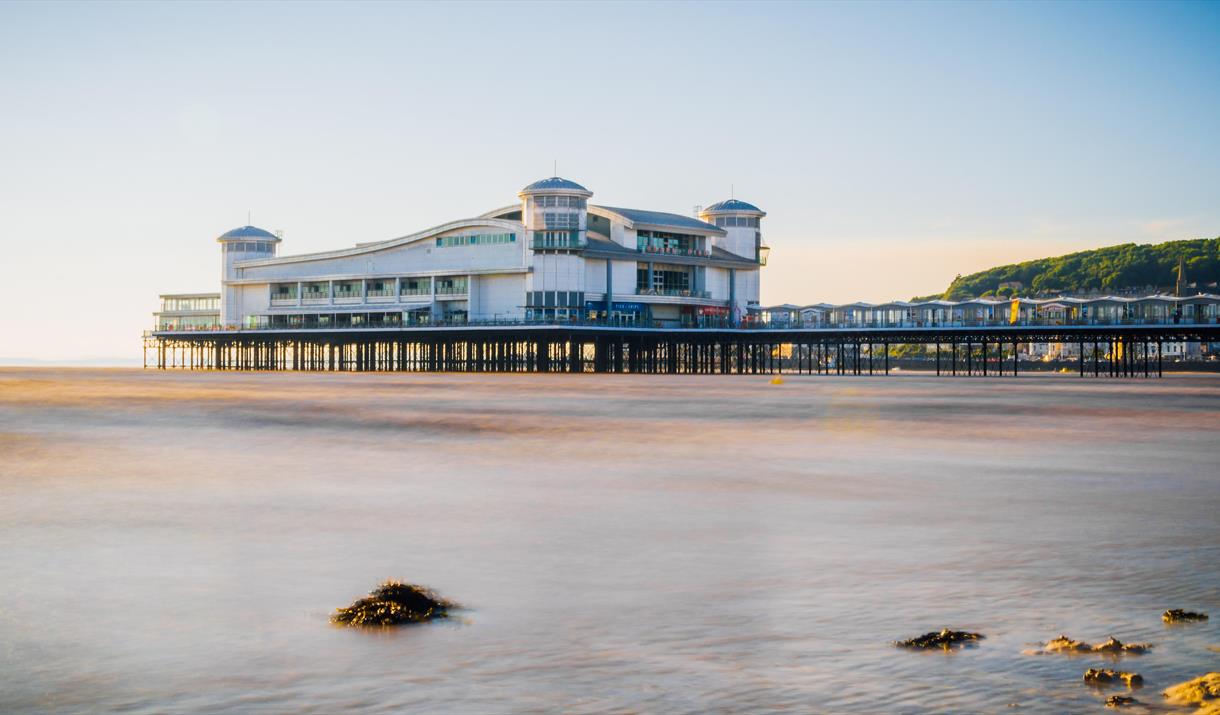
[{"left": 154, "top": 177, "right": 767, "bottom": 330}]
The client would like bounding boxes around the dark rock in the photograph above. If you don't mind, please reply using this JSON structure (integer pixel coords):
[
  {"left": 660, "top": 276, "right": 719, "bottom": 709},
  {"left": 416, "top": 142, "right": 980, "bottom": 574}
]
[
  {"left": 895, "top": 628, "right": 984, "bottom": 649},
  {"left": 1104, "top": 695, "right": 1137, "bottom": 708},
  {"left": 1163, "top": 609, "right": 1209, "bottom": 623},
  {"left": 331, "top": 580, "right": 455, "bottom": 627},
  {"left": 1084, "top": 668, "right": 1143, "bottom": 687}
]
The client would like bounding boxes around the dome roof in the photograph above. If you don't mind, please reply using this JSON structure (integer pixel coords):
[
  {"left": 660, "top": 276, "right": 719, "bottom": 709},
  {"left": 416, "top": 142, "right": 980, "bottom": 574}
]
[
  {"left": 703, "top": 199, "right": 763, "bottom": 213},
  {"left": 521, "top": 176, "right": 590, "bottom": 193},
  {"left": 218, "top": 225, "right": 278, "bottom": 240}
]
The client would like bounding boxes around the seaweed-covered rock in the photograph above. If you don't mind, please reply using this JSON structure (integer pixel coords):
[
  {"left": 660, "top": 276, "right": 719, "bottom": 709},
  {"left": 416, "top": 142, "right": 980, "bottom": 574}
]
[
  {"left": 1163, "top": 673, "right": 1220, "bottom": 710},
  {"left": 331, "top": 580, "right": 455, "bottom": 627},
  {"left": 1163, "top": 609, "right": 1209, "bottom": 624},
  {"left": 1084, "top": 668, "right": 1143, "bottom": 687},
  {"left": 1104, "top": 695, "right": 1137, "bottom": 708},
  {"left": 1093, "top": 637, "right": 1151, "bottom": 655},
  {"left": 895, "top": 628, "right": 984, "bottom": 650}
]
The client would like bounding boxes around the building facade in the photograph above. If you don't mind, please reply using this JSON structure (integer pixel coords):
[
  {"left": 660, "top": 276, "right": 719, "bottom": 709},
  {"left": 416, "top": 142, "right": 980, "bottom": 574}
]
[{"left": 154, "top": 177, "right": 767, "bottom": 331}]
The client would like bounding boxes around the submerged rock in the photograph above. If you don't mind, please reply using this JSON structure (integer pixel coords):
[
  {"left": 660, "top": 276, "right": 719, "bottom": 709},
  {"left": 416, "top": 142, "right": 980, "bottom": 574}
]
[
  {"left": 331, "top": 580, "right": 455, "bottom": 627},
  {"left": 1044, "top": 635, "right": 1093, "bottom": 653},
  {"left": 1104, "top": 695, "right": 1138, "bottom": 708},
  {"left": 1039, "top": 635, "right": 1151, "bottom": 655},
  {"left": 895, "top": 628, "right": 984, "bottom": 650},
  {"left": 1163, "top": 673, "right": 1220, "bottom": 710},
  {"left": 1093, "top": 637, "right": 1151, "bottom": 655},
  {"left": 1084, "top": 668, "right": 1143, "bottom": 687},
  {"left": 1163, "top": 609, "right": 1209, "bottom": 624}
]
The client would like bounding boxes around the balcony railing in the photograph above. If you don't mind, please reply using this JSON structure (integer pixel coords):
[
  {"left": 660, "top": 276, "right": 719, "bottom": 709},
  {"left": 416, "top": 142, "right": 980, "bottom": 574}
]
[
  {"left": 400, "top": 287, "right": 431, "bottom": 296},
  {"left": 639, "top": 246, "right": 710, "bottom": 258},
  {"left": 435, "top": 286, "right": 468, "bottom": 296},
  {"left": 636, "top": 288, "right": 712, "bottom": 299},
  {"left": 365, "top": 288, "right": 395, "bottom": 297},
  {"left": 149, "top": 312, "right": 1220, "bottom": 335}
]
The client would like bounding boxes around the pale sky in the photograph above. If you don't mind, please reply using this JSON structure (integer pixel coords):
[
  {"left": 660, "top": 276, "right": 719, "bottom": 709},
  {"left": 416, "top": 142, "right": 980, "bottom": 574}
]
[{"left": 2, "top": 1, "right": 1218, "bottom": 361}]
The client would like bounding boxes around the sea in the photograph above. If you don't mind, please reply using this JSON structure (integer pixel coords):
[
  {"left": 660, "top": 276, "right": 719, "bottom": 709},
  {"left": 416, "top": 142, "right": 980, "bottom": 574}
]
[{"left": 1, "top": 368, "right": 1217, "bottom": 714}]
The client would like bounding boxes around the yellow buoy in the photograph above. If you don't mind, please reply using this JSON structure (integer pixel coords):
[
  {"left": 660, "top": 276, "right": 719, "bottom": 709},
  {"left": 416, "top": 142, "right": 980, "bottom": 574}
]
[{"left": 770, "top": 376, "right": 784, "bottom": 385}]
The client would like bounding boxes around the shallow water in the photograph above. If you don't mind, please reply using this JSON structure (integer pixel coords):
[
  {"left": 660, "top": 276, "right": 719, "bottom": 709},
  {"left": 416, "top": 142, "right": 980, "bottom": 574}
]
[{"left": 1, "top": 368, "right": 1218, "bottom": 714}]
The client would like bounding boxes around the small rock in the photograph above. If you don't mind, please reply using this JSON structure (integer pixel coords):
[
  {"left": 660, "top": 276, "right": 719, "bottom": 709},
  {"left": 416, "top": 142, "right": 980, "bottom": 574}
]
[
  {"left": 1084, "top": 668, "right": 1143, "bottom": 687},
  {"left": 331, "top": 580, "right": 456, "bottom": 627},
  {"left": 1093, "top": 637, "right": 1151, "bottom": 655},
  {"left": 895, "top": 628, "right": 984, "bottom": 649},
  {"left": 1163, "top": 609, "right": 1209, "bottom": 623},
  {"left": 1104, "top": 695, "right": 1137, "bottom": 708},
  {"left": 1044, "top": 634, "right": 1092, "bottom": 653},
  {"left": 1162, "top": 673, "right": 1220, "bottom": 709},
  {"left": 1040, "top": 635, "right": 1151, "bottom": 655}
]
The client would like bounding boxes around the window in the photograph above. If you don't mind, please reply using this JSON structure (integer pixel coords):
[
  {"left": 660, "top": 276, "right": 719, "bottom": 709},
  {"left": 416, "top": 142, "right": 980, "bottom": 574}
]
[
  {"left": 435, "top": 276, "right": 467, "bottom": 295},
  {"left": 636, "top": 264, "right": 691, "bottom": 294},
  {"left": 636, "top": 230, "right": 702, "bottom": 255},
  {"left": 435, "top": 232, "right": 517, "bottom": 247},
  {"left": 532, "top": 230, "right": 581, "bottom": 248},
  {"left": 544, "top": 212, "right": 578, "bottom": 229},
  {"left": 711, "top": 216, "right": 759, "bottom": 228}
]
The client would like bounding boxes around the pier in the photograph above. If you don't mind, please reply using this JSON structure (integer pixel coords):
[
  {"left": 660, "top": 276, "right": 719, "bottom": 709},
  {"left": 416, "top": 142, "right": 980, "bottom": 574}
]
[{"left": 143, "top": 323, "right": 1220, "bottom": 376}]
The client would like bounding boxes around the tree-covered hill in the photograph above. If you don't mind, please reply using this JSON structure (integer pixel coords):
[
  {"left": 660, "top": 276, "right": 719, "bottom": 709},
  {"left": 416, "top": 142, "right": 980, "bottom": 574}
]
[{"left": 922, "top": 238, "right": 1220, "bottom": 300}]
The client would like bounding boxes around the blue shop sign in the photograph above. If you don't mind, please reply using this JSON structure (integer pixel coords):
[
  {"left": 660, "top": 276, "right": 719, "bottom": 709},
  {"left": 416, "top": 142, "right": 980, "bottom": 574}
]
[{"left": 586, "top": 301, "right": 648, "bottom": 313}]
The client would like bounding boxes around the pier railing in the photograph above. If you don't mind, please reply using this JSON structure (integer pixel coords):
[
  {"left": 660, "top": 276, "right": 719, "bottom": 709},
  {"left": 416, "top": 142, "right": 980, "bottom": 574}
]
[{"left": 148, "top": 315, "right": 1220, "bottom": 336}]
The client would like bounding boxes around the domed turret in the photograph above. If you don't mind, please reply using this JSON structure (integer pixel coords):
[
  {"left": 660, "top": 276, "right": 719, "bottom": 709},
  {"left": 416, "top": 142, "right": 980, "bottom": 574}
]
[
  {"left": 699, "top": 199, "right": 767, "bottom": 264},
  {"left": 218, "top": 225, "right": 279, "bottom": 241},
  {"left": 218, "top": 224, "right": 281, "bottom": 277},
  {"left": 218, "top": 225, "right": 281, "bottom": 326},
  {"left": 518, "top": 177, "right": 592, "bottom": 251},
  {"left": 518, "top": 177, "right": 592, "bottom": 321},
  {"left": 520, "top": 177, "right": 591, "bottom": 194}
]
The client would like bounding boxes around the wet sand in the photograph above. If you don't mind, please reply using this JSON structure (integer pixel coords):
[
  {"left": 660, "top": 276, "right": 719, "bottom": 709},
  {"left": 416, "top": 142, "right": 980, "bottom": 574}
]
[{"left": 1, "top": 368, "right": 1218, "bottom": 713}]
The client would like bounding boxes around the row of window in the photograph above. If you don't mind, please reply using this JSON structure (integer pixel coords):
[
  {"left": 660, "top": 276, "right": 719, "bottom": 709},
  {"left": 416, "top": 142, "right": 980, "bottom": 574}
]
[
  {"left": 711, "top": 216, "right": 760, "bottom": 228},
  {"left": 225, "top": 242, "right": 275, "bottom": 253},
  {"left": 159, "top": 296, "right": 219, "bottom": 312},
  {"left": 526, "top": 290, "right": 586, "bottom": 308},
  {"left": 435, "top": 232, "right": 517, "bottom": 248},
  {"left": 274, "top": 276, "right": 464, "bottom": 300},
  {"left": 543, "top": 212, "right": 579, "bottom": 229},
  {"left": 535, "top": 196, "right": 586, "bottom": 208},
  {"left": 532, "top": 230, "right": 584, "bottom": 248},
  {"left": 637, "top": 229, "right": 700, "bottom": 253}
]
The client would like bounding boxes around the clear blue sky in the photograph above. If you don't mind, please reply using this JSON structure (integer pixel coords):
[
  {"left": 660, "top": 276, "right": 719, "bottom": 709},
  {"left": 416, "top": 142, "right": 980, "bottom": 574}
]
[{"left": 2, "top": 0, "right": 1218, "bottom": 360}]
